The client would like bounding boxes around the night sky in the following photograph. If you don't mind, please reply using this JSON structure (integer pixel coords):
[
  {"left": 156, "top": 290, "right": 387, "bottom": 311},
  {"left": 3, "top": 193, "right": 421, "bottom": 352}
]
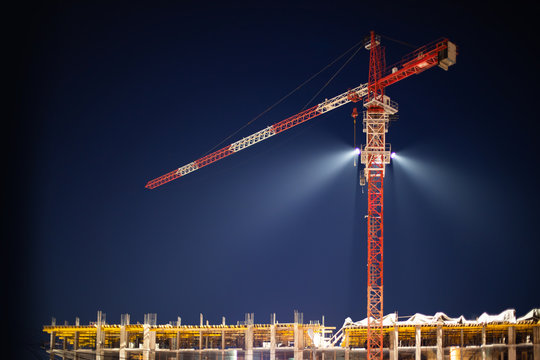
[{"left": 7, "top": 1, "right": 539, "bottom": 358}]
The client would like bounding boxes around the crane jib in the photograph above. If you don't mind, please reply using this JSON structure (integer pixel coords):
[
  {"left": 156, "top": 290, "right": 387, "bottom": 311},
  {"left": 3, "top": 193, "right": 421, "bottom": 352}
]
[
  {"left": 144, "top": 86, "right": 367, "bottom": 189},
  {"left": 145, "top": 38, "right": 455, "bottom": 189}
]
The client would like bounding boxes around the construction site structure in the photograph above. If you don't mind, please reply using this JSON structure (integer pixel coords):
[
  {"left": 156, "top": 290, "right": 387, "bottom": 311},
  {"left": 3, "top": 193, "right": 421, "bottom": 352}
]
[{"left": 43, "top": 309, "right": 540, "bottom": 360}]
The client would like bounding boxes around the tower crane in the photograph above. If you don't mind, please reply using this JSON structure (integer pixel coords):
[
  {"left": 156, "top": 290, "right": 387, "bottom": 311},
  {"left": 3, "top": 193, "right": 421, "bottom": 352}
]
[{"left": 146, "top": 31, "right": 457, "bottom": 360}]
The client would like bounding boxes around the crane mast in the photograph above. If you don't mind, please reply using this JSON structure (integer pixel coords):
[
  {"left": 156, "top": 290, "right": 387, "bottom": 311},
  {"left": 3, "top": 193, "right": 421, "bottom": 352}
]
[{"left": 361, "top": 31, "right": 397, "bottom": 360}]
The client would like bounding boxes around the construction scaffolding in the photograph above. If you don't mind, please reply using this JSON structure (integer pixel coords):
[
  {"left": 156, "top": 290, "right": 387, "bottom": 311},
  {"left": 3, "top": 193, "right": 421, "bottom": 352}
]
[{"left": 43, "top": 310, "right": 539, "bottom": 360}]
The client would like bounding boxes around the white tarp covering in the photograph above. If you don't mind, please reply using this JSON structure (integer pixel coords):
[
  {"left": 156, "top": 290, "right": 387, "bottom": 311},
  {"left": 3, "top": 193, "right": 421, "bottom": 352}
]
[
  {"left": 342, "top": 308, "right": 539, "bottom": 328},
  {"left": 477, "top": 309, "right": 515, "bottom": 324},
  {"left": 517, "top": 308, "right": 540, "bottom": 322},
  {"left": 330, "top": 309, "right": 538, "bottom": 348}
]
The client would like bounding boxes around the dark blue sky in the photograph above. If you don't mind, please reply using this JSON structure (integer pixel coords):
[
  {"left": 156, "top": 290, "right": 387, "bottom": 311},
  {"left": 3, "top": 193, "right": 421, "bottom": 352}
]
[{"left": 8, "top": 1, "right": 539, "bottom": 357}]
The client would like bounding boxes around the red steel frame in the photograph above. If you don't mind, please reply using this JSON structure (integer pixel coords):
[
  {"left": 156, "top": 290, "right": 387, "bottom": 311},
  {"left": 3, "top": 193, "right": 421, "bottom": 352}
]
[
  {"left": 145, "top": 105, "right": 321, "bottom": 189},
  {"left": 365, "top": 30, "right": 385, "bottom": 360}
]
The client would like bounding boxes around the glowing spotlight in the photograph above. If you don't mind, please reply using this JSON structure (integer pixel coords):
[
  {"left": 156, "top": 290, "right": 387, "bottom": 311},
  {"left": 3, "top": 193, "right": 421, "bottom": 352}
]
[
  {"left": 390, "top": 152, "right": 396, "bottom": 159},
  {"left": 354, "top": 148, "right": 360, "bottom": 155}
]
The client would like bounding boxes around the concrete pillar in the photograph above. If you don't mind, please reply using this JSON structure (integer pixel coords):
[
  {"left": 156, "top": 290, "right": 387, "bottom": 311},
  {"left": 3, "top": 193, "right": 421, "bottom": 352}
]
[
  {"left": 73, "top": 316, "right": 80, "bottom": 360},
  {"left": 96, "top": 311, "right": 104, "bottom": 360},
  {"left": 222, "top": 316, "right": 226, "bottom": 349},
  {"left": 460, "top": 328, "right": 464, "bottom": 360},
  {"left": 508, "top": 326, "right": 516, "bottom": 360},
  {"left": 437, "top": 325, "right": 443, "bottom": 360},
  {"left": 143, "top": 324, "right": 156, "bottom": 360},
  {"left": 415, "top": 326, "right": 421, "bottom": 360},
  {"left": 62, "top": 327, "right": 68, "bottom": 360},
  {"left": 482, "top": 325, "right": 487, "bottom": 360},
  {"left": 120, "top": 326, "right": 127, "bottom": 360},
  {"left": 321, "top": 316, "right": 325, "bottom": 360},
  {"left": 246, "top": 324, "right": 254, "bottom": 360},
  {"left": 73, "top": 331, "right": 79, "bottom": 360},
  {"left": 49, "top": 331, "right": 56, "bottom": 360},
  {"left": 176, "top": 331, "right": 182, "bottom": 360},
  {"left": 390, "top": 325, "right": 399, "bottom": 360},
  {"left": 270, "top": 323, "right": 276, "bottom": 360},
  {"left": 533, "top": 326, "right": 540, "bottom": 360},
  {"left": 294, "top": 322, "right": 304, "bottom": 360},
  {"left": 199, "top": 314, "right": 203, "bottom": 360}
]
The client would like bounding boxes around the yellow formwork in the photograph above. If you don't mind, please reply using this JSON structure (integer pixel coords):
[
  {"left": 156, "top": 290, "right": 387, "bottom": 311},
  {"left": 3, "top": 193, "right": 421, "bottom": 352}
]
[
  {"left": 342, "top": 322, "right": 540, "bottom": 348},
  {"left": 43, "top": 323, "right": 335, "bottom": 350}
]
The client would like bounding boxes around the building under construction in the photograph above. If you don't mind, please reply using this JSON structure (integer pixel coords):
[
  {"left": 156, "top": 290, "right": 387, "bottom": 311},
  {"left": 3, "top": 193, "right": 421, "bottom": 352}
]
[{"left": 43, "top": 309, "right": 539, "bottom": 360}]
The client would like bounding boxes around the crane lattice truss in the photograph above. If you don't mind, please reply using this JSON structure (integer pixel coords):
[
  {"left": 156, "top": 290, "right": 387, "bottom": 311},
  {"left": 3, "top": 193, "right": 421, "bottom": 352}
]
[{"left": 146, "top": 31, "right": 457, "bottom": 360}]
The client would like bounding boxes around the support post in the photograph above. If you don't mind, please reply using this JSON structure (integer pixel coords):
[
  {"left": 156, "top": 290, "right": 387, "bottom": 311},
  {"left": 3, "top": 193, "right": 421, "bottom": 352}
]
[
  {"left": 222, "top": 316, "right": 226, "bottom": 350},
  {"left": 96, "top": 311, "right": 104, "bottom": 360},
  {"left": 62, "top": 325, "right": 68, "bottom": 359},
  {"left": 437, "top": 325, "right": 443, "bottom": 360},
  {"left": 120, "top": 326, "right": 127, "bottom": 360},
  {"left": 321, "top": 316, "right": 326, "bottom": 360},
  {"left": 74, "top": 317, "right": 80, "bottom": 360},
  {"left": 143, "top": 324, "right": 156, "bottom": 360},
  {"left": 294, "top": 312, "right": 304, "bottom": 360},
  {"left": 177, "top": 317, "right": 182, "bottom": 360},
  {"left": 460, "top": 328, "right": 464, "bottom": 360},
  {"left": 481, "top": 325, "right": 486, "bottom": 360},
  {"left": 120, "top": 313, "right": 129, "bottom": 360},
  {"left": 533, "top": 326, "right": 540, "bottom": 360},
  {"left": 270, "top": 314, "right": 276, "bottom": 360},
  {"left": 508, "top": 326, "right": 516, "bottom": 360},
  {"left": 73, "top": 330, "right": 79, "bottom": 360},
  {"left": 415, "top": 326, "right": 421, "bottom": 360},
  {"left": 199, "top": 314, "right": 203, "bottom": 360},
  {"left": 49, "top": 330, "right": 56, "bottom": 360},
  {"left": 246, "top": 313, "right": 254, "bottom": 360},
  {"left": 390, "top": 324, "right": 398, "bottom": 360},
  {"left": 143, "top": 313, "right": 156, "bottom": 360}
]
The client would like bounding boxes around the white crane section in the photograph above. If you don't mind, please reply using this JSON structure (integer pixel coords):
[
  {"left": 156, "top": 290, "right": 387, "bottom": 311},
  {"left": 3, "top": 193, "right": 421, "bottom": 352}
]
[
  {"left": 317, "top": 83, "right": 368, "bottom": 114},
  {"left": 229, "top": 126, "right": 277, "bottom": 153},
  {"left": 176, "top": 162, "right": 198, "bottom": 176}
]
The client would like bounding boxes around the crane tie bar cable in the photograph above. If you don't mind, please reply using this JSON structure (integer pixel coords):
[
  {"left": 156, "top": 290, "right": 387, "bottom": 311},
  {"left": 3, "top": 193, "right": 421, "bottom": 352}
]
[{"left": 199, "top": 39, "right": 365, "bottom": 158}]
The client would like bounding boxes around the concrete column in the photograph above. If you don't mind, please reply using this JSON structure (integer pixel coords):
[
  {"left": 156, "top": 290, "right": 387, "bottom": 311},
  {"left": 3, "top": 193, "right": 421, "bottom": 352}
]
[
  {"left": 390, "top": 325, "right": 399, "bottom": 360},
  {"left": 199, "top": 314, "right": 203, "bottom": 360},
  {"left": 533, "top": 326, "right": 540, "bottom": 360},
  {"left": 437, "top": 325, "right": 443, "bottom": 360},
  {"left": 96, "top": 311, "right": 104, "bottom": 360},
  {"left": 460, "top": 328, "right": 464, "bottom": 360},
  {"left": 246, "top": 324, "right": 254, "bottom": 360},
  {"left": 62, "top": 328, "right": 68, "bottom": 360},
  {"left": 321, "top": 316, "right": 325, "bottom": 360},
  {"left": 73, "top": 331, "right": 79, "bottom": 360},
  {"left": 482, "top": 325, "right": 486, "bottom": 360},
  {"left": 120, "top": 326, "right": 127, "bottom": 360},
  {"left": 49, "top": 331, "right": 56, "bottom": 360},
  {"left": 143, "top": 324, "right": 156, "bottom": 360},
  {"left": 294, "top": 323, "right": 304, "bottom": 360},
  {"left": 270, "top": 324, "right": 276, "bottom": 360},
  {"left": 222, "top": 316, "right": 226, "bottom": 351},
  {"left": 176, "top": 331, "right": 182, "bottom": 360},
  {"left": 508, "top": 326, "right": 516, "bottom": 360},
  {"left": 415, "top": 326, "right": 421, "bottom": 360}
]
